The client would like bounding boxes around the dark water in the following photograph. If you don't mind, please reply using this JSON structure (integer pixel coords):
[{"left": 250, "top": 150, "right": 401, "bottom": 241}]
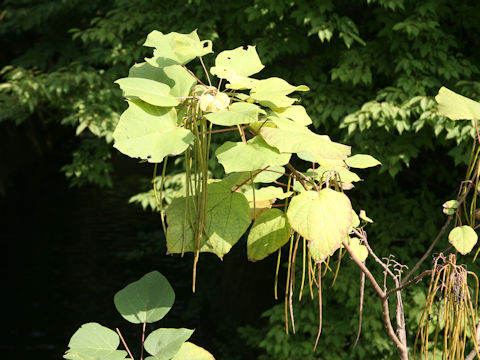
[{"left": 1, "top": 123, "right": 275, "bottom": 359}]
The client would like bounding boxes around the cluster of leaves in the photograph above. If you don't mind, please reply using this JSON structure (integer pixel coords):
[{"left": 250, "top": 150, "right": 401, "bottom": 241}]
[{"left": 65, "top": 271, "right": 214, "bottom": 360}]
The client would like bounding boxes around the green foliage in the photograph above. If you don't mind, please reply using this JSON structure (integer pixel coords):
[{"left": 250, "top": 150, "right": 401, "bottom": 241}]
[{"left": 65, "top": 271, "right": 213, "bottom": 360}]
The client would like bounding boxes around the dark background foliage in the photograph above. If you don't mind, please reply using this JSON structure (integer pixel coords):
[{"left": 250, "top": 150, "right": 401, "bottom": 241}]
[{"left": 1, "top": 0, "right": 480, "bottom": 359}]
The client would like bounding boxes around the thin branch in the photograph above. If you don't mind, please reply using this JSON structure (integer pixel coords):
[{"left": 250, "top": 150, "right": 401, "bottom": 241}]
[
  {"left": 199, "top": 56, "right": 212, "bottom": 86},
  {"left": 386, "top": 270, "right": 432, "bottom": 298},
  {"left": 401, "top": 216, "right": 452, "bottom": 285},
  {"left": 140, "top": 321, "right": 146, "bottom": 360},
  {"left": 353, "top": 271, "right": 365, "bottom": 348},
  {"left": 116, "top": 328, "right": 135, "bottom": 360},
  {"left": 286, "top": 163, "right": 317, "bottom": 192}
]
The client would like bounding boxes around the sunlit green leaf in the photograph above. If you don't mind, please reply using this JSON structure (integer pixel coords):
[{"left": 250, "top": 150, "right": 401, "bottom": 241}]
[
  {"left": 272, "top": 105, "right": 312, "bottom": 125},
  {"left": 250, "top": 77, "right": 309, "bottom": 108},
  {"left": 144, "top": 328, "right": 194, "bottom": 360},
  {"left": 345, "top": 154, "right": 381, "bottom": 168},
  {"left": 129, "top": 63, "right": 196, "bottom": 98},
  {"left": 114, "top": 271, "right": 175, "bottom": 324},
  {"left": 359, "top": 209, "right": 373, "bottom": 223},
  {"left": 216, "top": 136, "right": 291, "bottom": 173},
  {"left": 307, "top": 166, "right": 361, "bottom": 183},
  {"left": 64, "top": 323, "right": 127, "bottom": 360},
  {"left": 247, "top": 209, "right": 291, "bottom": 261},
  {"left": 113, "top": 100, "right": 193, "bottom": 163},
  {"left": 205, "top": 102, "right": 261, "bottom": 126},
  {"left": 170, "top": 342, "right": 215, "bottom": 360},
  {"left": 243, "top": 186, "right": 292, "bottom": 202},
  {"left": 166, "top": 181, "right": 251, "bottom": 259},
  {"left": 448, "top": 225, "right": 478, "bottom": 255},
  {"left": 115, "top": 78, "right": 179, "bottom": 107},
  {"left": 435, "top": 87, "right": 480, "bottom": 120},
  {"left": 144, "top": 30, "right": 212, "bottom": 65},
  {"left": 213, "top": 46, "right": 264, "bottom": 78},
  {"left": 260, "top": 117, "right": 350, "bottom": 162},
  {"left": 287, "top": 189, "right": 352, "bottom": 260},
  {"left": 347, "top": 237, "right": 368, "bottom": 262}
]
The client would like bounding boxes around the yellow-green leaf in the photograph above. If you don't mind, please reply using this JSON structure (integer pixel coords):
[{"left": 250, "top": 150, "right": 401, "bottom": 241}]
[
  {"left": 345, "top": 154, "right": 381, "bottom": 168},
  {"left": 449, "top": 226, "right": 478, "bottom": 255},
  {"left": 347, "top": 237, "right": 368, "bottom": 262},
  {"left": 287, "top": 189, "right": 352, "bottom": 260},
  {"left": 435, "top": 87, "right": 480, "bottom": 120}
]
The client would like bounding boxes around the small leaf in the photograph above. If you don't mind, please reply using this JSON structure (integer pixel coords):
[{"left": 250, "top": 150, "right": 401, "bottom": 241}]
[
  {"left": 359, "top": 210, "right": 373, "bottom": 223},
  {"left": 247, "top": 209, "right": 291, "bottom": 261},
  {"left": 347, "top": 237, "right": 368, "bottom": 262},
  {"left": 64, "top": 323, "right": 126, "bottom": 360},
  {"left": 114, "top": 271, "right": 175, "bottom": 324},
  {"left": 449, "top": 226, "right": 478, "bottom": 255},
  {"left": 345, "top": 154, "right": 381, "bottom": 168},
  {"left": 144, "top": 328, "right": 194, "bottom": 360},
  {"left": 171, "top": 342, "right": 215, "bottom": 360},
  {"left": 435, "top": 87, "right": 480, "bottom": 120},
  {"left": 216, "top": 136, "right": 291, "bottom": 173},
  {"left": 115, "top": 78, "right": 179, "bottom": 107},
  {"left": 442, "top": 200, "right": 459, "bottom": 215}
]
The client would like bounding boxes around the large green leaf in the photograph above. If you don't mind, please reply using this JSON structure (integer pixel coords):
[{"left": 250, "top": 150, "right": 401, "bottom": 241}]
[
  {"left": 216, "top": 136, "right": 291, "bottom": 173},
  {"left": 259, "top": 117, "right": 350, "bottom": 162},
  {"left": 114, "top": 271, "right": 175, "bottom": 324},
  {"left": 243, "top": 186, "right": 292, "bottom": 202},
  {"left": 287, "top": 189, "right": 352, "bottom": 260},
  {"left": 64, "top": 323, "right": 127, "bottom": 360},
  {"left": 129, "top": 63, "right": 196, "bottom": 98},
  {"left": 144, "top": 328, "right": 194, "bottom": 360},
  {"left": 435, "top": 87, "right": 480, "bottom": 120},
  {"left": 345, "top": 154, "right": 381, "bottom": 168},
  {"left": 171, "top": 342, "right": 215, "bottom": 360},
  {"left": 448, "top": 225, "right": 478, "bottom": 255},
  {"left": 205, "top": 102, "right": 261, "bottom": 126},
  {"left": 250, "top": 77, "right": 309, "bottom": 108},
  {"left": 115, "top": 78, "right": 179, "bottom": 107},
  {"left": 247, "top": 209, "right": 291, "bottom": 261},
  {"left": 144, "top": 30, "right": 212, "bottom": 65},
  {"left": 113, "top": 100, "right": 193, "bottom": 163},
  {"left": 166, "top": 181, "right": 251, "bottom": 259}
]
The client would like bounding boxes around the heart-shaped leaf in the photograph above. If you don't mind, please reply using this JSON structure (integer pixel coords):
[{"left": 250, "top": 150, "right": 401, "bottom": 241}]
[{"left": 448, "top": 225, "right": 478, "bottom": 255}]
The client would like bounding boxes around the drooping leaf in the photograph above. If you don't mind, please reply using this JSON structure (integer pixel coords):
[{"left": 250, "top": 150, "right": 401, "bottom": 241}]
[
  {"left": 345, "top": 154, "right": 381, "bottom": 168},
  {"left": 166, "top": 181, "right": 251, "bottom": 258},
  {"left": 259, "top": 117, "right": 350, "bottom": 162},
  {"left": 247, "top": 209, "right": 291, "bottom": 261},
  {"left": 114, "top": 271, "right": 175, "bottom": 324},
  {"left": 347, "top": 237, "right": 368, "bottom": 262},
  {"left": 115, "top": 78, "right": 179, "bottom": 107},
  {"left": 144, "top": 328, "right": 194, "bottom": 360},
  {"left": 216, "top": 136, "right": 291, "bottom": 173},
  {"left": 170, "top": 342, "right": 215, "bottom": 360},
  {"left": 272, "top": 105, "right": 312, "bottom": 125},
  {"left": 113, "top": 100, "right": 193, "bottom": 162},
  {"left": 287, "top": 189, "right": 352, "bottom": 260},
  {"left": 435, "top": 87, "right": 480, "bottom": 120},
  {"left": 64, "top": 323, "right": 127, "bottom": 360},
  {"left": 205, "top": 102, "right": 261, "bottom": 126},
  {"left": 250, "top": 77, "right": 309, "bottom": 108},
  {"left": 144, "top": 30, "right": 212, "bottom": 65},
  {"left": 448, "top": 225, "right": 478, "bottom": 255},
  {"left": 442, "top": 200, "right": 459, "bottom": 215},
  {"left": 129, "top": 63, "right": 196, "bottom": 98}
]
